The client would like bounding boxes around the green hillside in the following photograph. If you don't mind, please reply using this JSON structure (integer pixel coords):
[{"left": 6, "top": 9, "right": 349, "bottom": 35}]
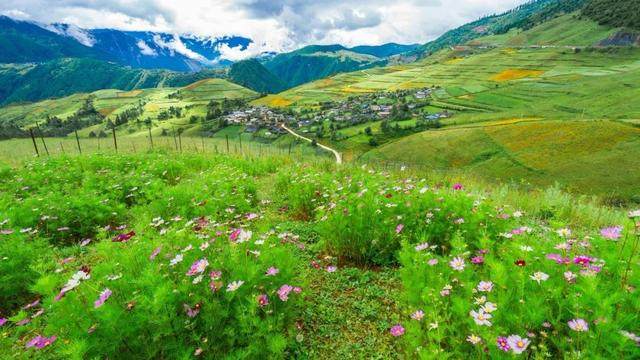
[
  {"left": 0, "top": 58, "right": 227, "bottom": 106},
  {"left": 0, "top": 78, "right": 258, "bottom": 138},
  {"left": 263, "top": 45, "right": 387, "bottom": 88},
  {"left": 418, "top": 0, "right": 587, "bottom": 56},
  {"left": 228, "top": 59, "right": 287, "bottom": 94},
  {"left": 363, "top": 119, "right": 640, "bottom": 200},
  {"left": 349, "top": 43, "right": 420, "bottom": 58},
  {"left": 471, "top": 13, "right": 617, "bottom": 46}
]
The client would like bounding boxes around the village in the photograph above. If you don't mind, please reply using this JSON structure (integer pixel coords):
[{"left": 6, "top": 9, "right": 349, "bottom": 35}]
[{"left": 219, "top": 87, "right": 452, "bottom": 141}]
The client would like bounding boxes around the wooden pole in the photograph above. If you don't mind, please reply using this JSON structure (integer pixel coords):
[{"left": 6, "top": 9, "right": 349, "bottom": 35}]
[
  {"left": 148, "top": 126, "right": 154, "bottom": 150},
  {"left": 29, "top": 129, "right": 40, "bottom": 157},
  {"left": 112, "top": 127, "right": 118, "bottom": 153},
  {"left": 74, "top": 130, "right": 82, "bottom": 154},
  {"left": 225, "top": 135, "right": 230, "bottom": 153},
  {"left": 172, "top": 128, "right": 178, "bottom": 151},
  {"left": 238, "top": 134, "right": 243, "bottom": 154},
  {"left": 60, "top": 142, "right": 65, "bottom": 154},
  {"left": 201, "top": 136, "right": 205, "bottom": 153},
  {"left": 178, "top": 130, "right": 182, "bottom": 153},
  {"left": 35, "top": 122, "right": 49, "bottom": 156}
]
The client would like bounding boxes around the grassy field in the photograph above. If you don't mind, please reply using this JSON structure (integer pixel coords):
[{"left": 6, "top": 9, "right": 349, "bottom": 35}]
[
  {"left": 0, "top": 131, "right": 331, "bottom": 166},
  {"left": 362, "top": 119, "right": 640, "bottom": 202},
  {"left": 0, "top": 152, "right": 637, "bottom": 358}
]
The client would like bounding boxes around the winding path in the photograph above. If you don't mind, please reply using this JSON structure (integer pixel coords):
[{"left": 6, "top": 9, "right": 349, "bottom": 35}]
[{"left": 281, "top": 124, "right": 343, "bottom": 164}]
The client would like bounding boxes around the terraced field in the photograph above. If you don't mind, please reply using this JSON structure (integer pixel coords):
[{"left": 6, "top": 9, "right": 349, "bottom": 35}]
[
  {"left": 363, "top": 119, "right": 640, "bottom": 201},
  {"left": 254, "top": 46, "right": 640, "bottom": 120},
  {"left": 0, "top": 78, "right": 258, "bottom": 132}
]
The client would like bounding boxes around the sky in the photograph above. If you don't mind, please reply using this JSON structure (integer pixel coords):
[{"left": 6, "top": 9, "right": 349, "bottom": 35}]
[{"left": 1, "top": 0, "right": 529, "bottom": 57}]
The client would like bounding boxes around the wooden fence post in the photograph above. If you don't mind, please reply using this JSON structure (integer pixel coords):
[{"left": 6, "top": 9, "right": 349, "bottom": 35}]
[
  {"left": 148, "top": 126, "right": 154, "bottom": 150},
  {"left": 35, "top": 122, "right": 49, "bottom": 156},
  {"left": 112, "top": 127, "right": 118, "bottom": 153},
  {"left": 74, "top": 130, "right": 82, "bottom": 154},
  {"left": 172, "top": 128, "right": 178, "bottom": 151},
  {"left": 225, "top": 135, "right": 230, "bottom": 153},
  {"left": 29, "top": 129, "right": 40, "bottom": 157}
]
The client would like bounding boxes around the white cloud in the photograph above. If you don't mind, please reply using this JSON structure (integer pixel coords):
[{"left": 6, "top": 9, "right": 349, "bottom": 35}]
[
  {"left": 136, "top": 40, "right": 157, "bottom": 56},
  {"left": 0, "top": 0, "right": 530, "bottom": 52},
  {"left": 152, "top": 34, "right": 208, "bottom": 62}
]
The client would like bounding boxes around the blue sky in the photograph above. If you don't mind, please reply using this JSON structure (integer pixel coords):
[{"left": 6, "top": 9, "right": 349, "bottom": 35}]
[{"left": 1, "top": 0, "right": 529, "bottom": 56}]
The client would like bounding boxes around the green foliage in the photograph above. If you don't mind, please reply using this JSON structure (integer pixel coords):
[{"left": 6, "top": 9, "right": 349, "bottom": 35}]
[
  {"left": 583, "top": 0, "right": 640, "bottom": 29},
  {"left": 398, "top": 212, "right": 640, "bottom": 358},
  {"left": 0, "top": 153, "right": 304, "bottom": 359},
  {"left": 314, "top": 171, "right": 507, "bottom": 266}
]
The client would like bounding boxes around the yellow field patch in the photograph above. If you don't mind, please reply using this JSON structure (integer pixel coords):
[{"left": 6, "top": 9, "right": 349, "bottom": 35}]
[
  {"left": 445, "top": 58, "right": 464, "bottom": 65},
  {"left": 490, "top": 69, "right": 544, "bottom": 82},
  {"left": 340, "top": 86, "right": 371, "bottom": 94},
  {"left": 317, "top": 79, "right": 334, "bottom": 88},
  {"left": 98, "top": 107, "right": 118, "bottom": 116},
  {"left": 145, "top": 103, "right": 160, "bottom": 111},
  {"left": 117, "top": 90, "right": 143, "bottom": 98},
  {"left": 268, "top": 96, "right": 293, "bottom": 107},
  {"left": 484, "top": 120, "right": 640, "bottom": 170}
]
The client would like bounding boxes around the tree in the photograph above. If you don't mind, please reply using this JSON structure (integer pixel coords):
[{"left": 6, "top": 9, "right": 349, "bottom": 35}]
[{"left": 365, "top": 126, "right": 372, "bottom": 136}]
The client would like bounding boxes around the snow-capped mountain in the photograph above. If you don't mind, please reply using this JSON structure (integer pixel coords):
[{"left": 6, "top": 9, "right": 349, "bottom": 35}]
[{"left": 0, "top": 15, "right": 253, "bottom": 72}]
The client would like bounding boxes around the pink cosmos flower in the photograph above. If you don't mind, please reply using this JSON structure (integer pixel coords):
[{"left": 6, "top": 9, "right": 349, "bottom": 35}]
[
  {"left": 209, "top": 270, "right": 222, "bottom": 280},
  {"left": 411, "top": 310, "right": 424, "bottom": 321},
  {"left": 184, "top": 303, "right": 200, "bottom": 318},
  {"left": 497, "top": 337, "right": 510, "bottom": 351},
  {"left": 22, "top": 299, "right": 40, "bottom": 310},
  {"left": 395, "top": 224, "right": 404, "bottom": 234},
  {"left": 415, "top": 242, "right": 430, "bottom": 251},
  {"left": 573, "top": 255, "right": 592, "bottom": 267},
  {"left": 26, "top": 335, "right": 57, "bottom": 349},
  {"left": 186, "top": 259, "right": 209, "bottom": 276},
  {"left": 564, "top": 271, "right": 577, "bottom": 283},
  {"left": 278, "top": 284, "right": 294, "bottom": 301},
  {"left": 452, "top": 183, "right": 463, "bottom": 190},
  {"left": 600, "top": 226, "right": 622, "bottom": 240},
  {"left": 265, "top": 267, "right": 279, "bottom": 276},
  {"left": 94, "top": 288, "right": 112, "bottom": 308},
  {"left": 149, "top": 246, "right": 162, "bottom": 260},
  {"left": 246, "top": 213, "right": 259, "bottom": 221},
  {"left": 0, "top": 318, "right": 7, "bottom": 326},
  {"left": 506, "top": 335, "right": 530, "bottom": 354},
  {"left": 390, "top": 324, "right": 405, "bottom": 337},
  {"left": 477, "top": 281, "right": 493, "bottom": 292},
  {"left": 112, "top": 231, "right": 135, "bottom": 242},
  {"left": 568, "top": 318, "right": 589, "bottom": 332},
  {"left": 326, "top": 265, "right": 337, "bottom": 273},
  {"left": 257, "top": 294, "right": 269, "bottom": 307},
  {"left": 449, "top": 257, "right": 465, "bottom": 271},
  {"left": 470, "top": 309, "right": 492, "bottom": 326},
  {"left": 427, "top": 258, "right": 439, "bottom": 266},
  {"left": 546, "top": 253, "right": 570, "bottom": 264},
  {"left": 471, "top": 256, "right": 484, "bottom": 265}
]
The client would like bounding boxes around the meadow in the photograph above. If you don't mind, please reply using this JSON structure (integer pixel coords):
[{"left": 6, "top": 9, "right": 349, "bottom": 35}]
[
  {"left": 0, "top": 151, "right": 638, "bottom": 359},
  {"left": 253, "top": 42, "right": 640, "bottom": 203}
]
